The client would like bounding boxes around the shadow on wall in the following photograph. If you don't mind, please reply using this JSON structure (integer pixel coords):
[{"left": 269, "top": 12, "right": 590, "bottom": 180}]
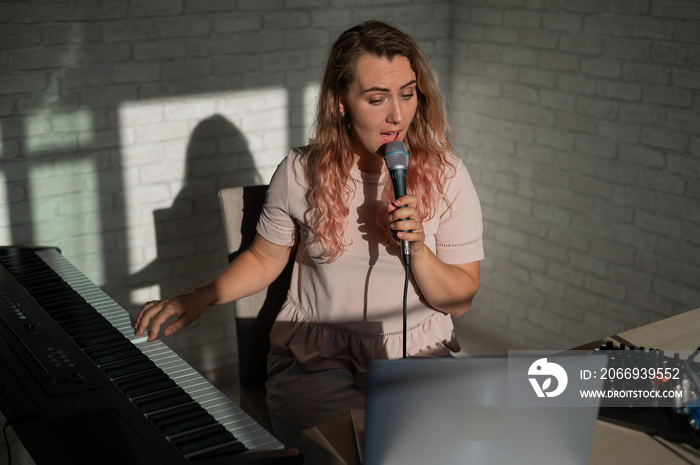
[{"left": 129, "top": 114, "right": 261, "bottom": 306}]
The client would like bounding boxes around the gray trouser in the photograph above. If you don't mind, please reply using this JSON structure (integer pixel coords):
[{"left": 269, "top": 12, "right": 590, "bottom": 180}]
[{"left": 265, "top": 353, "right": 365, "bottom": 448}]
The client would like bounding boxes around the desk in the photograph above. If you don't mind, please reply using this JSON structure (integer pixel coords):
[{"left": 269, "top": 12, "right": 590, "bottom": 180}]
[
  {"left": 617, "top": 307, "right": 700, "bottom": 350},
  {"left": 301, "top": 308, "right": 700, "bottom": 465}
]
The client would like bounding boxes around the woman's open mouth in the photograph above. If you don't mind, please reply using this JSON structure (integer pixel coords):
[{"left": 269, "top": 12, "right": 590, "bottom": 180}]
[{"left": 380, "top": 130, "right": 402, "bottom": 144}]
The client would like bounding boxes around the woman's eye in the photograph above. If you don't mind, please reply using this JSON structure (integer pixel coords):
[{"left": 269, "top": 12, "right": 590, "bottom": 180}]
[
  {"left": 401, "top": 93, "right": 415, "bottom": 100},
  {"left": 369, "top": 97, "right": 384, "bottom": 105}
]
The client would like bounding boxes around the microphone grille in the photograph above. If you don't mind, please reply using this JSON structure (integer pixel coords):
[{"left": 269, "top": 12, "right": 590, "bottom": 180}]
[{"left": 384, "top": 141, "right": 409, "bottom": 169}]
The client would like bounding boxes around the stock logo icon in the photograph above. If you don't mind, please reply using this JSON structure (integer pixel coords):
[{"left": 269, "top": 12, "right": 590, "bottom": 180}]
[{"left": 528, "top": 358, "right": 568, "bottom": 398}]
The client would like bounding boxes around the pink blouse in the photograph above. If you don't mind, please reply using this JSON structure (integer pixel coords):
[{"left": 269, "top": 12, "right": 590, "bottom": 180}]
[{"left": 257, "top": 147, "right": 484, "bottom": 384}]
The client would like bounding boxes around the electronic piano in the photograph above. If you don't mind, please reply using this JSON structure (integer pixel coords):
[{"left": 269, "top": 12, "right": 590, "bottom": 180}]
[{"left": 0, "top": 246, "right": 301, "bottom": 464}]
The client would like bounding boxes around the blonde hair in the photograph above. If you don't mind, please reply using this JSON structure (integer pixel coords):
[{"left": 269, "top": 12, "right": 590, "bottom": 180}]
[{"left": 304, "top": 20, "right": 455, "bottom": 262}]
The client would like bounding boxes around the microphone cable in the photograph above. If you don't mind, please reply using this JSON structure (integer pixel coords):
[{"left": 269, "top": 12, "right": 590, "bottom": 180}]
[
  {"left": 3, "top": 421, "right": 13, "bottom": 465},
  {"left": 402, "top": 252, "right": 410, "bottom": 359}
]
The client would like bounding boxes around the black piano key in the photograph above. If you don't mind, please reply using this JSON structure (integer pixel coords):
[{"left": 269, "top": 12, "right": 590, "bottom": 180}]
[
  {"left": 189, "top": 440, "right": 247, "bottom": 460},
  {"left": 172, "top": 425, "right": 236, "bottom": 455},
  {"left": 124, "top": 378, "right": 177, "bottom": 399},
  {"left": 52, "top": 311, "right": 103, "bottom": 325},
  {"left": 72, "top": 328, "right": 125, "bottom": 348},
  {"left": 104, "top": 357, "right": 157, "bottom": 378},
  {"left": 132, "top": 386, "right": 181, "bottom": 406},
  {"left": 150, "top": 402, "right": 202, "bottom": 425},
  {"left": 119, "top": 374, "right": 176, "bottom": 398},
  {"left": 114, "top": 369, "right": 168, "bottom": 388},
  {"left": 63, "top": 318, "right": 114, "bottom": 337},
  {"left": 151, "top": 403, "right": 216, "bottom": 434},
  {"left": 23, "top": 283, "right": 73, "bottom": 298},
  {"left": 161, "top": 412, "right": 217, "bottom": 436},
  {"left": 48, "top": 307, "right": 97, "bottom": 324},
  {"left": 170, "top": 424, "right": 229, "bottom": 446},
  {"left": 133, "top": 388, "right": 193, "bottom": 414},
  {"left": 8, "top": 271, "right": 57, "bottom": 285},
  {"left": 87, "top": 344, "right": 142, "bottom": 365},
  {"left": 37, "top": 296, "right": 88, "bottom": 312},
  {"left": 43, "top": 298, "right": 92, "bottom": 313}
]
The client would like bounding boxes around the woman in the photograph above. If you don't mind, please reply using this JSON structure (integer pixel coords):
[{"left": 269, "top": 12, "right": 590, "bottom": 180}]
[{"left": 135, "top": 20, "right": 483, "bottom": 447}]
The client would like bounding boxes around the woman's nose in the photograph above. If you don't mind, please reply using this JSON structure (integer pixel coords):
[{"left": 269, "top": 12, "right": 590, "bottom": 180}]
[{"left": 387, "top": 99, "right": 403, "bottom": 123}]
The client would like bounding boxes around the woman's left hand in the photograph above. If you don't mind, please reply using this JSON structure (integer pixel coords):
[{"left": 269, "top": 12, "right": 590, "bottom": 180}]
[{"left": 387, "top": 194, "right": 425, "bottom": 255}]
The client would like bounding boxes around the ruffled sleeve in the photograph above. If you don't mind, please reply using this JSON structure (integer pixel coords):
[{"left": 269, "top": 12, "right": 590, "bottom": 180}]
[
  {"left": 256, "top": 153, "right": 298, "bottom": 248},
  {"left": 434, "top": 155, "right": 484, "bottom": 264}
]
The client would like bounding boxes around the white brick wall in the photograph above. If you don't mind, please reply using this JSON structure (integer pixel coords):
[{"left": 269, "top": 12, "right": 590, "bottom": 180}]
[
  {"left": 450, "top": 0, "right": 700, "bottom": 349},
  {"left": 0, "top": 1, "right": 452, "bottom": 375},
  {"left": 2, "top": 0, "right": 697, "bottom": 369}
]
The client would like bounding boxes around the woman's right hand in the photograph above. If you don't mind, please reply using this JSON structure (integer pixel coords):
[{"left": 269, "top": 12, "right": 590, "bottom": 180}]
[
  {"left": 134, "top": 290, "right": 211, "bottom": 341},
  {"left": 133, "top": 234, "right": 294, "bottom": 342}
]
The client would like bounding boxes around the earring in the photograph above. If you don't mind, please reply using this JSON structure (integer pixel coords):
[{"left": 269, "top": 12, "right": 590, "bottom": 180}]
[{"left": 342, "top": 112, "right": 351, "bottom": 131}]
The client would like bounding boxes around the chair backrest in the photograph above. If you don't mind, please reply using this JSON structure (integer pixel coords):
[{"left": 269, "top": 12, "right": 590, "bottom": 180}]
[{"left": 218, "top": 185, "right": 294, "bottom": 386}]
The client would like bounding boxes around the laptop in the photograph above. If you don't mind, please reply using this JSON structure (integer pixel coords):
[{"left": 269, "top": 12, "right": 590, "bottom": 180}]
[{"left": 363, "top": 355, "right": 606, "bottom": 465}]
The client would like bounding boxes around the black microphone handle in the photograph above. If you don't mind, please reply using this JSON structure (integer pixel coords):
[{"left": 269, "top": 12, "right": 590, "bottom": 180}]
[
  {"left": 389, "top": 168, "right": 411, "bottom": 263},
  {"left": 389, "top": 167, "right": 407, "bottom": 198}
]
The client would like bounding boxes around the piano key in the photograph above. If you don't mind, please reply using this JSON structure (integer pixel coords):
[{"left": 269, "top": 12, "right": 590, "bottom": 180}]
[
  {"left": 150, "top": 402, "right": 203, "bottom": 426},
  {"left": 72, "top": 328, "right": 125, "bottom": 348},
  {"left": 85, "top": 342, "right": 142, "bottom": 364},
  {"left": 63, "top": 318, "right": 114, "bottom": 336},
  {"left": 134, "top": 389, "right": 194, "bottom": 414},
  {"left": 103, "top": 356, "right": 157, "bottom": 378},
  {"left": 114, "top": 369, "right": 170, "bottom": 388},
  {"left": 188, "top": 441, "right": 248, "bottom": 460},
  {"left": 161, "top": 411, "right": 218, "bottom": 436},
  {"left": 170, "top": 424, "right": 235, "bottom": 454}
]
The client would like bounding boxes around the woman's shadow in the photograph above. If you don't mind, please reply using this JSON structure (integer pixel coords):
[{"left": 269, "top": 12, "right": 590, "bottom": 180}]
[{"left": 129, "top": 114, "right": 261, "bottom": 314}]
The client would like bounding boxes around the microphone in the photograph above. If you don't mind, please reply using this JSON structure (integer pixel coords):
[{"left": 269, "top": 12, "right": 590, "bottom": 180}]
[{"left": 384, "top": 141, "right": 411, "bottom": 264}]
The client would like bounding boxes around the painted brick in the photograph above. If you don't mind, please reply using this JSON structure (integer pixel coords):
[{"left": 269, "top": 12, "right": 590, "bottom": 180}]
[
  {"left": 542, "top": 13, "right": 582, "bottom": 32},
  {"left": 598, "top": 120, "right": 640, "bottom": 143},
  {"left": 596, "top": 79, "right": 641, "bottom": 101},
  {"left": 504, "top": 10, "right": 540, "bottom": 29},
  {"left": 668, "top": 109, "right": 700, "bottom": 135},
  {"left": 584, "top": 16, "right": 632, "bottom": 37},
  {"left": 673, "top": 68, "right": 700, "bottom": 90},
  {"left": 560, "top": 36, "right": 601, "bottom": 56},
  {"left": 675, "top": 22, "right": 700, "bottom": 44},
  {"left": 643, "top": 85, "right": 693, "bottom": 107},
  {"left": 518, "top": 67, "right": 556, "bottom": 87},
  {"left": 519, "top": 29, "right": 558, "bottom": 49},
  {"left": 618, "top": 102, "right": 664, "bottom": 126},
  {"left": 581, "top": 57, "right": 621, "bottom": 78},
  {"left": 112, "top": 63, "right": 161, "bottom": 84},
  {"left": 483, "top": 26, "right": 519, "bottom": 45},
  {"left": 651, "top": 42, "right": 700, "bottom": 67},
  {"left": 622, "top": 63, "right": 670, "bottom": 84},
  {"left": 162, "top": 59, "right": 212, "bottom": 80},
  {"left": 0, "top": 25, "right": 42, "bottom": 49},
  {"left": 263, "top": 11, "right": 311, "bottom": 29},
  {"left": 558, "top": 73, "right": 596, "bottom": 95},
  {"left": 157, "top": 17, "right": 212, "bottom": 37},
  {"left": 0, "top": 73, "right": 48, "bottom": 95},
  {"left": 72, "top": 1, "right": 128, "bottom": 21},
  {"left": 10, "top": 2, "right": 73, "bottom": 23},
  {"left": 651, "top": 1, "right": 700, "bottom": 20},
  {"left": 134, "top": 42, "right": 187, "bottom": 61},
  {"left": 129, "top": 0, "right": 184, "bottom": 18},
  {"left": 642, "top": 127, "right": 689, "bottom": 151}
]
